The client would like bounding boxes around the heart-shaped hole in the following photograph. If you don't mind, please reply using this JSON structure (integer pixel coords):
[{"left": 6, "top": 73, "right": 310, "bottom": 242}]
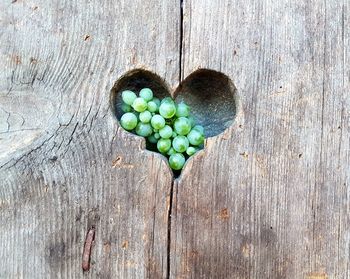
[{"left": 110, "top": 68, "right": 238, "bottom": 176}]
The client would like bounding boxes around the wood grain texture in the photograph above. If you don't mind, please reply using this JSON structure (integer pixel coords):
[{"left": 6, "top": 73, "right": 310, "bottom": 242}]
[
  {"left": 171, "top": 0, "right": 350, "bottom": 278},
  {"left": 0, "top": 0, "right": 179, "bottom": 278},
  {"left": 1, "top": 0, "right": 350, "bottom": 278}
]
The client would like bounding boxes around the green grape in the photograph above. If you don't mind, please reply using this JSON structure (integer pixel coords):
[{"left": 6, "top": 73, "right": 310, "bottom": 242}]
[
  {"left": 154, "top": 132, "right": 160, "bottom": 139},
  {"left": 159, "top": 102, "right": 176, "bottom": 119},
  {"left": 188, "top": 115, "right": 195, "bottom": 127},
  {"left": 122, "top": 90, "right": 137, "bottom": 105},
  {"left": 187, "top": 129, "right": 204, "bottom": 146},
  {"left": 152, "top": 97, "right": 161, "bottom": 107},
  {"left": 119, "top": 95, "right": 203, "bottom": 172},
  {"left": 174, "top": 117, "right": 191, "bottom": 135},
  {"left": 169, "top": 153, "right": 185, "bottom": 170},
  {"left": 139, "top": 88, "right": 153, "bottom": 101},
  {"left": 135, "top": 122, "right": 153, "bottom": 137},
  {"left": 147, "top": 134, "right": 158, "bottom": 144},
  {"left": 139, "top": 111, "right": 152, "bottom": 123},
  {"left": 121, "top": 103, "right": 132, "bottom": 113},
  {"left": 176, "top": 102, "right": 190, "bottom": 117},
  {"left": 151, "top": 114, "right": 166, "bottom": 129},
  {"left": 186, "top": 146, "right": 197, "bottom": 156},
  {"left": 167, "top": 147, "right": 176, "bottom": 156},
  {"left": 192, "top": 125, "right": 204, "bottom": 134},
  {"left": 172, "top": 135, "right": 189, "bottom": 153},
  {"left": 157, "top": 138, "right": 171, "bottom": 153},
  {"left": 159, "top": 125, "right": 173, "bottom": 139},
  {"left": 161, "top": 97, "right": 175, "bottom": 104},
  {"left": 132, "top": 97, "right": 148, "bottom": 112},
  {"left": 147, "top": 101, "right": 158, "bottom": 113},
  {"left": 120, "top": 112, "right": 138, "bottom": 130}
]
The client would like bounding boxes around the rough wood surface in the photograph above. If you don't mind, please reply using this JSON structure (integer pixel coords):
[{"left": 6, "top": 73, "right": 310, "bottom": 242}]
[
  {"left": 0, "top": 0, "right": 179, "bottom": 278},
  {"left": 1, "top": 0, "right": 349, "bottom": 278},
  {"left": 171, "top": 0, "right": 349, "bottom": 278}
]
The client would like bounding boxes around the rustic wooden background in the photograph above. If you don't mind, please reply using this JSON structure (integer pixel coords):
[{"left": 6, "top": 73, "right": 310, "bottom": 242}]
[{"left": 0, "top": 0, "right": 349, "bottom": 278}]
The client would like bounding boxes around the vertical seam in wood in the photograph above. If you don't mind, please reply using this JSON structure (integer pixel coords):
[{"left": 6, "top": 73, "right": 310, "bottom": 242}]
[
  {"left": 167, "top": 2, "right": 183, "bottom": 277},
  {"left": 166, "top": 179, "right": 175, "bottom": 279},
  {"left": 179, "top": 0, "right": 184, "bottom": 83}
]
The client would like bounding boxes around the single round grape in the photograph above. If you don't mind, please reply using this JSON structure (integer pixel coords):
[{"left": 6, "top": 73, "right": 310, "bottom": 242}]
[
  {"left": 157, "top": 138, "right": 171, "bottom": 153},
  {"left": 147, "top": 101, "right": 158, "bottom": 113},
  {"left": 172, "top": 132, "right": 177, "bottom": 138},
  {"left": 121, "top": 103, "right": 132, "bottom": 113},
  {"left": 174, "top": 117, "right": 191, "bottom": 135},
  {"left": 159, "top": 125, "right": 173, "bottom": 139},
  {"left": 139, "top": 111, "right": 152, "bottom": 123},
  {"left": 147, "top": 134, "right": 158, "bottom": 144},
  {"left": 187, "top": 129, "right": 204, "bottom": 146},
  {"left": 186, "top": 146, "right": 197, "bottom": 156},
  {"left": 122, "top": 90, "right": 137, "bottom": 105},
  {"left": 169, "top": 153, "right": 185, "bottom": 170},
  {"left": 151, "top": 114, "right": 166, "bottom": 129},
  {"left": 154, "top": 132, "right": 160, "bottom": 139},
  {"left": 192, "top": 125, "right": 204, "bottom": 134},
  {"left": 161, "top": 97, "right": 175, "bottom": 104},
  {"left": 167, "top": 147, "right": 176, "bottom": 156},
  {"left": 176, "top": 102, "right": 190, "bottom": 117},
  {"left": 188, "top": 115, "right": 195, "bottom": 127},
  {"left": 159, "top": 102, "right": 176, "bottom": 119},
  {"left": 139, "top": 88, "right": 153, "bottom": 101},
  {"left": 172, "top": 135, "right": 189, "bottom": 153},
  {"left": 120, "top": 112, "right": 138, "bottom": 130},
  {"left": 152, "top": 97, "right": 161, "bottom": 107},
  {"left": 135, "top": 122, "right": 153, "bottom": 137},
  {"left": 132, "top": 97, "right": 148, "bottom": 112}
]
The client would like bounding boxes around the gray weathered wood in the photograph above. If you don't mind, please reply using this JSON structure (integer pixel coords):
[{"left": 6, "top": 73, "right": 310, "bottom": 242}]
[
  {"left": 0, "top": 0, "right": 179, "bottom": 278},
  {"left": 170, "top": 0, "right": 349, "bottom": 278},
  {"left": 1, "top": 0, "right": 350, "bottom": 278}
]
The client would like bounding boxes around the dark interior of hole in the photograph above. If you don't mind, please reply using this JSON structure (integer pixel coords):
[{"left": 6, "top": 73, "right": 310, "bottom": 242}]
[
  {"left": 111, "top": 70, "right": 169, "bottom": 120},
  {"left": 112, "top": 69, "right": 237, "bottom": 137},
  {"left": 175, "top": 70, "right": 236, "bottom": 137}
]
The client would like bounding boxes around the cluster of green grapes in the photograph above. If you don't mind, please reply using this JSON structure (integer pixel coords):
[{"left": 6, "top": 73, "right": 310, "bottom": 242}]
[{"left": 119, "top": 88, "right": 205, "bottom": 171}]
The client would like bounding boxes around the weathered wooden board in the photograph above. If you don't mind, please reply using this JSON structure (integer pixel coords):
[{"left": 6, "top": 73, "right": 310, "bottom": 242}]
[
  {"left": 1, "top": 0, "right": 349, "bottom": 278},
  {"left": 0, "top": 0, "right": 179, "bottom": 278},
  {"left": 170, "top": 0, "right": 349, "bottom": 278}
]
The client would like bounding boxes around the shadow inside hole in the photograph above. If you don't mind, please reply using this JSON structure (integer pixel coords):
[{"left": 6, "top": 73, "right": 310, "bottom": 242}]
[{"left": 175, "top": 69, "right": 237, "bottom": 137}]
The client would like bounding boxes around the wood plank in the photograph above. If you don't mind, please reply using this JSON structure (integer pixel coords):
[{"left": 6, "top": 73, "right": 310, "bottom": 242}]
[
  {"left": 170, "top": 0, "right": 350, "bottom": 278},
  {"left": 0, "top": 0, "right": 179, "bottom": 278}
]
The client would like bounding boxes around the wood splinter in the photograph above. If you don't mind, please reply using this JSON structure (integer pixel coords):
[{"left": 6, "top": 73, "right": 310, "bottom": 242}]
[{"left": 82, "top": 227, "right": 95, "bottom": 271}]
